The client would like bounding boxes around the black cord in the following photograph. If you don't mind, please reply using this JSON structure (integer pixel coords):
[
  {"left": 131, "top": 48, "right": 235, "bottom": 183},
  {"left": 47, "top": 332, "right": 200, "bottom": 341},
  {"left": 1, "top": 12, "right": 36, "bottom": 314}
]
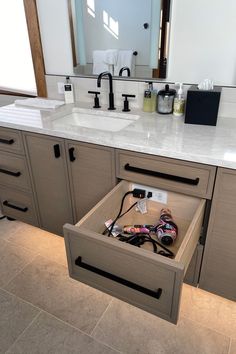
[
  {"left": 108, "top": 191, "right": 134, "bottom": 236},
  {"left": 0, "top": 216, "right": 6, "bottom": 220}
]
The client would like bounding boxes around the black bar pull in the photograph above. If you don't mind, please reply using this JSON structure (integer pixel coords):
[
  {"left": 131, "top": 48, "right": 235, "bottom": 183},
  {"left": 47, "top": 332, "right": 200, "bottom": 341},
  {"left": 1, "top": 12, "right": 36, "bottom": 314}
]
[
  {"left": 69, "top": 147, "right": 76, "bottom": 162},
  {"left": 3, "top": 200, "right": 28, "bottom": 212},
  {"left": 53, "top": 144, "right": 61, "bottom": 158},
  {"left": 0, "top": 168, "right": 21, "bottom": 177},
  {"left": 124, "top": 163, "right": 200, "bottom": 186},
  {"left": 0, "top": 138, "right": 14, "bottom": 145},
  {"left": 75, "top": 256, "right": 162, "bottom": 300}
]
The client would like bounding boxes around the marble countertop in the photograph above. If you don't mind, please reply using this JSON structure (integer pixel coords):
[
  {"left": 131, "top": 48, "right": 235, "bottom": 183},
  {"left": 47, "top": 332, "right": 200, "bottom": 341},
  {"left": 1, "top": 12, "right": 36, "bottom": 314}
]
[{"left": 0, "top": 102, "right": 236, "bottom": 169}]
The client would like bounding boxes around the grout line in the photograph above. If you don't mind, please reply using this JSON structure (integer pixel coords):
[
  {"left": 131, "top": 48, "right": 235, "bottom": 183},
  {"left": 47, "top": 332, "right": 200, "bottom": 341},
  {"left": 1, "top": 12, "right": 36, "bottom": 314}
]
[
  {"left": 90, "top": 298, "right": 114, "bottom": 337},
  {"left": 181, "top": 314, "right": 232, "bottom": 342},
  {"left": 4, "top": 310, "right": 42, "bottom": 354},
  {"left": 1, "top": 253, "right": 40, "bottom": 289},
  {"left": 228, "top": 338, "right": 232, "bottom": 354},
  {"left": 0, "top": 287, "right": 44, "bottom": 313}
]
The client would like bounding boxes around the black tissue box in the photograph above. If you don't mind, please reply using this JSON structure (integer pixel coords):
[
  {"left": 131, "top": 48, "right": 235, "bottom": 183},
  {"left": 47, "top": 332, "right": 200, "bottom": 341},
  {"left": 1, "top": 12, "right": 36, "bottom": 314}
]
[{"left": 184, "top": 85, "right": 222, "bottom": 126}]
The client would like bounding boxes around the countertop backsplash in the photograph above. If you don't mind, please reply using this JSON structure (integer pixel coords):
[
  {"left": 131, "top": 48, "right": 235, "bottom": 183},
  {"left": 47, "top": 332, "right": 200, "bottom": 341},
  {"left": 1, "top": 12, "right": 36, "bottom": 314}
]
[{"left": 45, "top": 75, "right": 236, "bottom": 118}]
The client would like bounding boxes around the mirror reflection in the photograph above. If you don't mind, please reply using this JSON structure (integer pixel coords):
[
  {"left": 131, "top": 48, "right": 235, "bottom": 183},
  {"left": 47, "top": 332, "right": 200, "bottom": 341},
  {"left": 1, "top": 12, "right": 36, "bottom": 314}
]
[{"left": 69, "top": 0, "right": 170, "bottom": 79}]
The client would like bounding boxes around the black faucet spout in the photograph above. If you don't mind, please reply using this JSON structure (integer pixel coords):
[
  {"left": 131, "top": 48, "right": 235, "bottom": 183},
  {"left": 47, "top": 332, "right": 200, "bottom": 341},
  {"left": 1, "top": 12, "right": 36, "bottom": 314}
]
[
  {"left": 97, "top": 71, "right": 116, "bottom": 110},
  {"left": 119, "top": 67, "right": 131, "bottom": 77}
]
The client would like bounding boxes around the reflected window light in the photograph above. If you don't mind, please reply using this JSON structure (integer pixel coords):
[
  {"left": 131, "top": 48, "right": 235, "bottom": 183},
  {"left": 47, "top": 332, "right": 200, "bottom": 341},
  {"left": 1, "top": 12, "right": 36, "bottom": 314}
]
[
  {"left": 87, "top": 0, "right": 95, "bottom": 18},
  {"left": 224, "top": 152, "right": 236, "bottom": 162},
  {"left": 103, "top": 10, "right": 119, "bottom": 39}
]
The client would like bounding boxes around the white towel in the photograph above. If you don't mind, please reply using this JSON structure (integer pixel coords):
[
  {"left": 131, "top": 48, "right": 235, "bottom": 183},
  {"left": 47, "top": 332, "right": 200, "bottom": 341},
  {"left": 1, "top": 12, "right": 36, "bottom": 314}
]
[
  {"left": 104, "top": 49, "right": 118, "bottom": 65},
  {"left": 92, "top": 50, "right": 108, "bottom": 74},
  {"left": 114, "top": 50, "right": 134, "bottom": 76},
  {"left": 14, "top": 98, "right": 65, "bottom": 110}
]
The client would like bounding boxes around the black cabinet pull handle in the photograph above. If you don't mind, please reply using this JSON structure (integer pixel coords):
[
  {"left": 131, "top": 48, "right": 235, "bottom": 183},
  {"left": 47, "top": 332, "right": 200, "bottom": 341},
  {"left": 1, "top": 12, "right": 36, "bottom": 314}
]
[
  {"left": 53, "top": 144, "right": 61, "bottom": 158},
  {"left": 124, "top": 163, "right": 199, "bottom": 186},
  {"left": 69, "top": 147, "right": 76, "bottom": 162},
  {"left": 0, "top": 168, "right": 21, "bottom": 177},
  {"left": 0, "top": 138, "right": 14, "bottom": 145},
  {"left": 3, "top": 200, "right": 28, "bottom": 212},
  {"left": 75, "top": 256, "right": 162, "bottom": 299}
]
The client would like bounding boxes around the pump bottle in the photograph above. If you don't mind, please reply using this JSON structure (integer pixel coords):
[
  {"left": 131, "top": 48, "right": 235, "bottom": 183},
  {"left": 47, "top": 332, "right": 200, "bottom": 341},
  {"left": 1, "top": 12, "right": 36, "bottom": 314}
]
[
  {"left": 173, "top": 83, "right": 185, "bottom": 116},
  {"left": 64, "top": 76, "right": 75, "bottom": 104}
]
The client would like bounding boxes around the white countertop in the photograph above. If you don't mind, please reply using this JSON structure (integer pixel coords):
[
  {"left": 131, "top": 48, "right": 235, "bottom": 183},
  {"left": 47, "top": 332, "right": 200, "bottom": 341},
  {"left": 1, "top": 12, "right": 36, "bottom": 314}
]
[{"left": 0, "top": 102, "right": 236, "bottom": 169}]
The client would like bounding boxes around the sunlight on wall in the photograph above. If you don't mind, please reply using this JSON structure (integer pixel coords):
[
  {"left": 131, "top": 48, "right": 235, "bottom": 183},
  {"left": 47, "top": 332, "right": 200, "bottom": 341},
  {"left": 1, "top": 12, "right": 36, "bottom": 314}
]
[
  {"left": 103, "top": 10, "right": 119, "bottom": 39},
  {"left": 87, "top": 0, "right": 95, "bottom": 18},
  {"left": 0, "top": 0, "right": 36, "bottom": 94}
]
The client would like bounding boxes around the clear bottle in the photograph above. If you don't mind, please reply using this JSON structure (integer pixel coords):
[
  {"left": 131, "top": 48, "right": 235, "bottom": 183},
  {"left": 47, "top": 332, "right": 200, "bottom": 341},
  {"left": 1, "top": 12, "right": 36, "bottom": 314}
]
[
  {"left": 143, "top": 82, "right": 156, "bottom": 113},
  {"left": 173, "top": 83, "right": 185, "bottom": 116}
]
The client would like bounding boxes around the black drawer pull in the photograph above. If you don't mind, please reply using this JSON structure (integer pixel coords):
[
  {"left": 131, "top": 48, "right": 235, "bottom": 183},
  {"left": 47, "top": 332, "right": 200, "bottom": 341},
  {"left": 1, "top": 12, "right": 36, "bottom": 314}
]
[
  {"left": 0, "top": 168, "right": 21, "bottom": 177},
  {"left": 75, "top": 256, "right": 162, "bottom": 299},
  {"left": 69, "top": 147, "right": 76, "bottom": 162},
  {"left": 3, "top": 200, "right": 28, "bottom": 212},
  {"left": 124, "top": 163, "right": 200, "bottom": 186},
  {"left": 53, "top": 144, "right": 61, "bottom": 158},
  {"left": 0, "top": 138, "right": 14, "bottom": 145}
]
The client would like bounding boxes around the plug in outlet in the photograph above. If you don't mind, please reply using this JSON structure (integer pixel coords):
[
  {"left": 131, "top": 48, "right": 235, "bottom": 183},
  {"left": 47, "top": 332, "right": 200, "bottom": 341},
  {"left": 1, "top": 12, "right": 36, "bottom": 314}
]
[
  {"left": 57, "top": 82, "right": 65, "bottom": 95},
  {"left": 132, "top": 183, "right": 168, "bottom": 204}
]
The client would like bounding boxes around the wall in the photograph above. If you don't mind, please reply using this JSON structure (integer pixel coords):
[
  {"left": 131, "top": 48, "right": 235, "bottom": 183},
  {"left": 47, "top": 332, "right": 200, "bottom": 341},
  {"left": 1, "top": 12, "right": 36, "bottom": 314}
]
[{"left": 168, "top": 0, "right": 236, "bottom": 85}]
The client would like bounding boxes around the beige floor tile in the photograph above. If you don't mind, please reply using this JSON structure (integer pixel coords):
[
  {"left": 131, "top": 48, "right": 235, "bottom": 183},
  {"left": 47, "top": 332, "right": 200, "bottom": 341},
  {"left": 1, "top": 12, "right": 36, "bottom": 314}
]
[
  {"left": 6, "top": 311, "right": 120, "bottom": 354},
  {"left": 92, "top": 298, "right": 230, "bottom": 354},
  {"left": 0, "top": 219, "right": 25, "bottom": 241},
  {"left": 0, "top": 239, "right": 38, "bottom": 287},
  {"left": 0, "top": 288, "right": 40, "bottom": 354},
  {"left": 2, "top": 219, "right": 67, "bottom": 266},
  {"left": 180, "top": 284, "right": 236, "bottom": 339},
  {"left": 5, "top": 255, "right": 112, "bottom": 334},
  {"left": 229, "top": 340, "right": 236, "bottom": 354}
]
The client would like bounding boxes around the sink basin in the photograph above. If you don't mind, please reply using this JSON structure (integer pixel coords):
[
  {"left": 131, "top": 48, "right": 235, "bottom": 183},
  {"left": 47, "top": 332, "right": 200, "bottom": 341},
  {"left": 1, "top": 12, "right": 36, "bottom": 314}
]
[{"left": 53, "top": 108, "right": 140, "bottom": 132}]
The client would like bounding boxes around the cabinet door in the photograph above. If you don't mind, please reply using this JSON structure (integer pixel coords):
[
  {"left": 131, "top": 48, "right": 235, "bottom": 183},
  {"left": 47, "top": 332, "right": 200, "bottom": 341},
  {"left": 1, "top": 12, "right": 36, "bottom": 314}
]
[
  {"left": 24, "top": 133, "right": 73, "bottom": 235},
  {"left": 66, "top": 141, "right": 116, "bottom": 221},
  {"left": 199, "top": 168, "right": 236, "bottom": 301}
]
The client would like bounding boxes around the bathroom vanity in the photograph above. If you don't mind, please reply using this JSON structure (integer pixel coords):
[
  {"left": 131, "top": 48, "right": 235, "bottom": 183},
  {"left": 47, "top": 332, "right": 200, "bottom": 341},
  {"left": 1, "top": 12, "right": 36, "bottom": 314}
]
[{"left": 0, "top": 103, "right": 235, "bottom": 324}]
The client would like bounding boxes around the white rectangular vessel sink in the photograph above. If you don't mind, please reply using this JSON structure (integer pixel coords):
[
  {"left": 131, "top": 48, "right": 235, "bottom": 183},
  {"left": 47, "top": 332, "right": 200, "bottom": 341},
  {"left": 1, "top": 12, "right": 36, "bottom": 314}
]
[{"left": 53, "top": 107, "right": 140, "bottom": 132}]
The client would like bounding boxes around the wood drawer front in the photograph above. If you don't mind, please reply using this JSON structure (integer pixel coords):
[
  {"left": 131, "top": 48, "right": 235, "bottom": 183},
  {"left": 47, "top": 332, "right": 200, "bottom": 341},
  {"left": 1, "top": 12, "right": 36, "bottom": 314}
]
[
  {"left": 0, "top": 151, "right": 31, "bottom": 191},
  {"left": 116, "top": 150, "right": 216, "bottom": 199},
  {"left": 0, "top": 127, "right": 23, "bottom": 154},
  {"left": 64, "top": 181, "right": 205, "bottom": 324},
  {"left": 0, "top": 187, "right": 38, "bottom": 226},
  {"left": 200, "top": 168, "right": 236, "bottom": 301}
]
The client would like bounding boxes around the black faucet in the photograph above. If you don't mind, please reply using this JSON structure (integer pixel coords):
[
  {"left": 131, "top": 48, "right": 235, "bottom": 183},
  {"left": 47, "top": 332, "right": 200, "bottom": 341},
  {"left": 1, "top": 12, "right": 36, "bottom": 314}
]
[
  {"left": 97, "top": 71, "right": 116, "bottom": 110},
  {"left": 119, "top": 67, "right": 131, "bottom": 77}
]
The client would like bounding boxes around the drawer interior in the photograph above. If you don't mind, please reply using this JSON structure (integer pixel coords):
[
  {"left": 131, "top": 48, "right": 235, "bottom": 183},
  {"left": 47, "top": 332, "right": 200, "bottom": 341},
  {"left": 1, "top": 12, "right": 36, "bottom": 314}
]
[{"left": 76, "top": 181, "right": 205, "bottom": 267}]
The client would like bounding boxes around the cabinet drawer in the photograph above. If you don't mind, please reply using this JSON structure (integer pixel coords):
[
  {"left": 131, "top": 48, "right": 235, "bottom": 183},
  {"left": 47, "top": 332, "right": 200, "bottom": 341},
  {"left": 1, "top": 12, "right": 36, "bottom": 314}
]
[
  {"left": 0, "top": 127, "right": 24, "bottom": 154},
  {"left": 116, "top": 150, "right": 216, "bottom": 199},
  {"left": 64, "top": 180, "right": 205, "bottom": 324},
  {"left": 0, "top": 151, "right": 31, "bottom": 191},
  {"left": 0, "top": 187, "right": 38, "bottom": 226}
]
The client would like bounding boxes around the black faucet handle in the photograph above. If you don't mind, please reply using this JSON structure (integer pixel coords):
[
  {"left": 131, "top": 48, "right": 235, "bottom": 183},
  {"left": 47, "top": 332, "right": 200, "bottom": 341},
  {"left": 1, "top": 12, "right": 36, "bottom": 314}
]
[
  {"left": 88, "top": 91, "right": 101, "bottom": 108},
  {"left": 122, "top": 94, "right": 136, "bottom": 112}
]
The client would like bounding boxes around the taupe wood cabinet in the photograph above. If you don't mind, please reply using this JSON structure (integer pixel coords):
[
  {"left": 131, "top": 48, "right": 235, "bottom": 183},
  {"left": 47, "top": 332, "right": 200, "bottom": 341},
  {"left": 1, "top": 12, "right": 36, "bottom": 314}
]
[
  {"left": 23, "top": 133, "right": 116, "bottom": 235},
  {"left": 66, "top": 140, "right": 116, "bottom": 221},
  {"left": 199, "top": 168, "right": 236, "bottom": 301},
  {"left": 0, "top": 127, "right": 39, "bottom": 226},
  {"left": 24, "top": 133, "right": 73, "bottom": 235},
  {"left": 64, "top": 150, "right": 217, "bottom": 324}
]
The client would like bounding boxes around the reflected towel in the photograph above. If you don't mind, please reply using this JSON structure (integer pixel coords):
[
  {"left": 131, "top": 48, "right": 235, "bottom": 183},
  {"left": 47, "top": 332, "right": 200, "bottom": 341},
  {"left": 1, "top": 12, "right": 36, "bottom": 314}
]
[
  {"left": 93, "top": 50, "right": 108, "bottom": 74},
  {"left": 114, "top": 50, "right": 134, "bottom": 76},
  {"left": 104, "top": 49, "right": 118, "bottom": 65}
]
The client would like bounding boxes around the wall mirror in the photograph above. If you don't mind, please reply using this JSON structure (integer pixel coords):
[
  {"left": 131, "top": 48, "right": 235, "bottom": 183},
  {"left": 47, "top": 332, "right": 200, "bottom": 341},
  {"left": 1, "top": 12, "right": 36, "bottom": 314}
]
[
  {"left": 37, "top": 0, "right": 236, "bottom": 86},
  {"left": 68, "top": 0, "right": 170, "bottom": 79}
]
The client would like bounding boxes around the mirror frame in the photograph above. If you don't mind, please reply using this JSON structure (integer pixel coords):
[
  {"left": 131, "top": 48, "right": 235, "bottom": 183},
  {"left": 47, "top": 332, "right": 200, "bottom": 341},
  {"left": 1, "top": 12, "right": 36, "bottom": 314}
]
[{"left": 68, "top": 0, "right": 171, "bottom": 79}]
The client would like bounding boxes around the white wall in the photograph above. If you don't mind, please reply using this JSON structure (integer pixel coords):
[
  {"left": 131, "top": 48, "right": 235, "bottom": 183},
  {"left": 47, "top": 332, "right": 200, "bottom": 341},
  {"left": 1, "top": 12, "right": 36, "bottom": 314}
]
[
  {"left": 82, "top": 0, "right": 151, "bottom": 65},
  {"left": 36, "top": 0, "right": 74, "bottom": 75},
  {"left": 168, "top": 0, "right": 236, "bottom": 85}
]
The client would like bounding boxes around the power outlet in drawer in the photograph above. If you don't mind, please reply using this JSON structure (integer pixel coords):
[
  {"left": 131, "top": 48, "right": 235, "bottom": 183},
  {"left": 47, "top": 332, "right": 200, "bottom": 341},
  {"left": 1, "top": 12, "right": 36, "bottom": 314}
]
[{"left": 131, "top": 183, "right": 168, "bottom": 204}]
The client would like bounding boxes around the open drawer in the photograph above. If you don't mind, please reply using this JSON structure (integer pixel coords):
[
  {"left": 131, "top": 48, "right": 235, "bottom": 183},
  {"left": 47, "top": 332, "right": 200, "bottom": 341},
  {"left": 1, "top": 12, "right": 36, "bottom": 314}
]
[{"left": 64, "top": 181, "right": 205, "bottom": 324}]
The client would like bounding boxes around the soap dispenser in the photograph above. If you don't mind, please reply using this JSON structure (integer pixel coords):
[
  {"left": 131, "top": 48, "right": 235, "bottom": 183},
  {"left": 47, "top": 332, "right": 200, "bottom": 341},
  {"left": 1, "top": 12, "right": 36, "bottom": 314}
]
[
  {"left": 173, "top": 83, "right": 185, "bottom": 116},
  {"left": 64, "top": 76, "right": 75, "bottom": 104},
  {"left": 143, "top": 82, "right": 156, "bottom": 113}
]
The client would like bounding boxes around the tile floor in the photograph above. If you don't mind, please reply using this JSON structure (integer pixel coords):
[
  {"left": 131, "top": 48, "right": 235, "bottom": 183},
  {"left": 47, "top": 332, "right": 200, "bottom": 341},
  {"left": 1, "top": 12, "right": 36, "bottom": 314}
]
[{"left": 0, "top": 218, "right": 235, "bottom": 354}]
